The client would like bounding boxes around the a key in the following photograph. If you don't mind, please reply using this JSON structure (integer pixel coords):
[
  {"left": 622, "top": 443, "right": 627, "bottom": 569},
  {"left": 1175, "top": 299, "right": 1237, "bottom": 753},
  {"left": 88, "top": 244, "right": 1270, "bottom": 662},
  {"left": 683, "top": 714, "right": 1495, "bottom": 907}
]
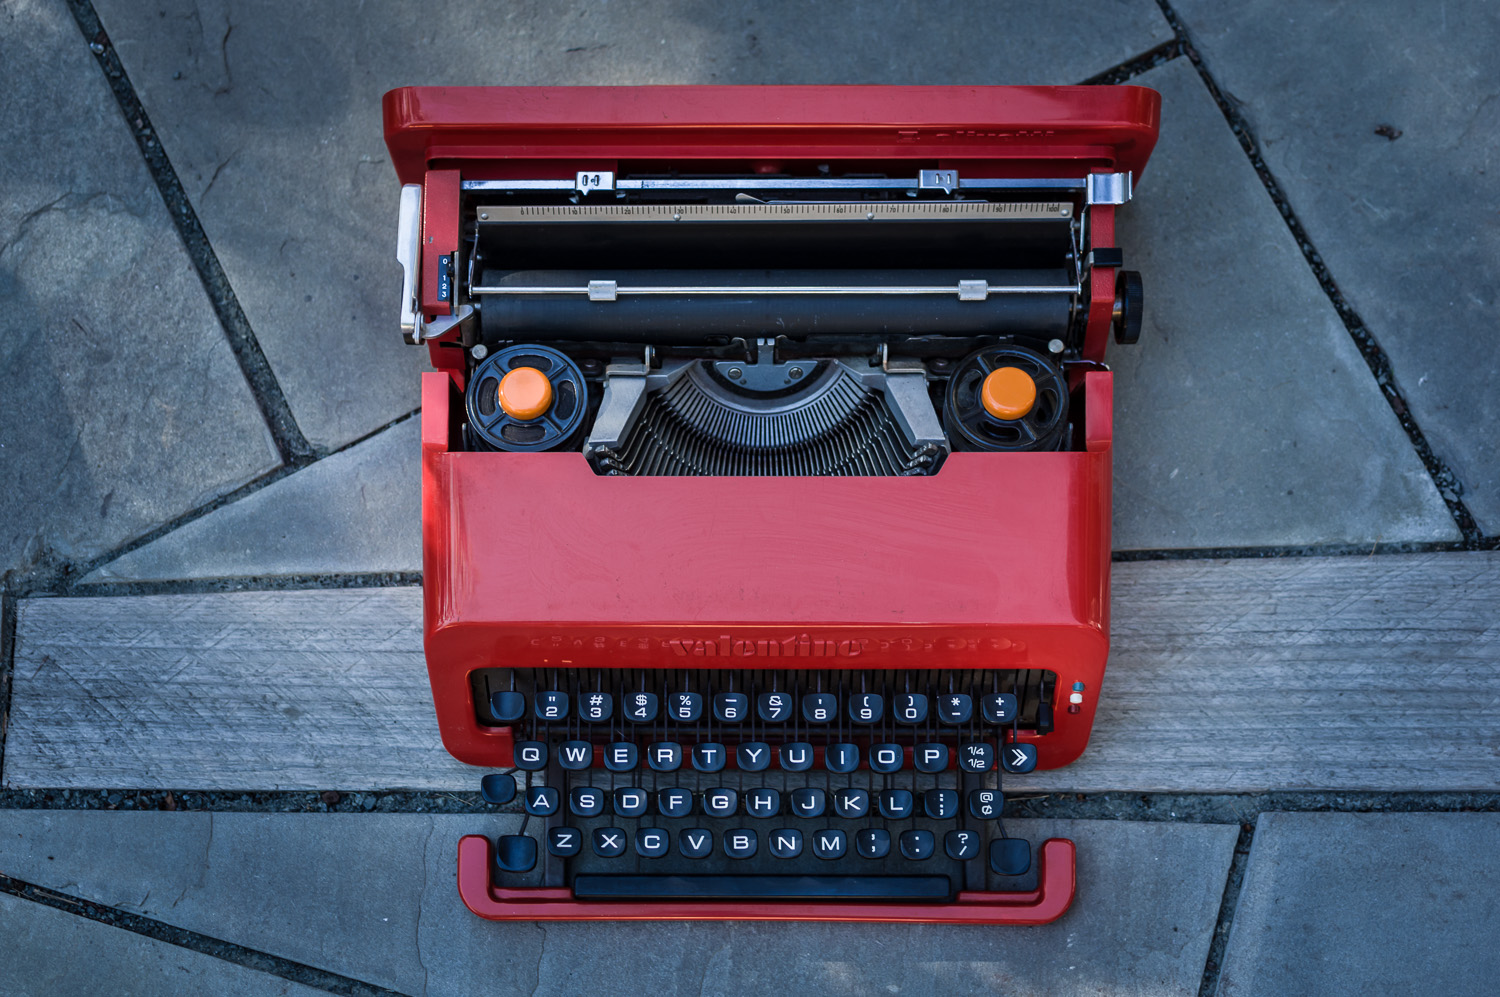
[
  {"left": 1001, "top": 742, "right": 1038, "bottom": 774},
  {"left": 893, "top": 693, "right": 928, "bottom": 725},
  {"left": 938, "top": 694, "right": 973, "bottom": 725},
  {"left": 968, "top": 789, "right": 1004, "bottom": 819},
  {"left": 945, "top": 829, "right": 980, "bottom": 861},
  {"left": 899, "top": 829, "right": 935, "bottom": 861},
  {"left": 704, "top": 788, "right": 738, "bottom": 818},
  {"left": 982, "top": 693, "right": 1017, "bottom": 724},
  {"left": 580, "top": 692, "right": 613, "bottom": 723},
  {"left": 535, "top": 691, "right": 569, "bottom": 722},
  {"left": 914, "top": 743, "right": 948, "bottom": 773},
  {"left": 813, "top": 828, "right": 847, "bottom": 859},
  {"left": 848, "top": 693, "right": 884, "bottom": 725},
  {"left": 669, "top": 692, "right": 703, "bottom": 723},
  {"left": 603, "top": 742, "right": 638, "bottom": 772},
  {"left": 724, "top": 828, "right": 757, "bottom": 859},
  {"left": 855, "top": 828, "right": 891, "bottom": 859},
  {"left": 692, "top": 742, "right": 727, "bottom": 773},
  {"left": 959, "top": 742, "right": 995, "bottom": 773},
  {"left": 713, "top": 693, "right": 748, "bottom": 723},
  {"left": 513, "top": 741, "right": 548, "bottom": 771},
  {"left": 923, "top": 789, "right": 958, "bottom": 819},
  {"left": 833, "top": 788, "right": 870, "bottom": 819},
  {"left": 990, "top": 838, "right": 1031, "bottom": 876},
  {"left": 737, "top": 742, "right": 771, "bottom": 772},
  {"left": 635, "top": 828, "right": 669, "bottom": 858},
  {"left": 746, "top": 788, "right": 781, "bottom": 818},
  {"left": 648, "top": 742, "right": 682, "bottom": 772},
  {"left": 878, "top": 789, "right": 914, "bottom": 819},
  {"left": 480, "top": 773, "right": 516, "bottom": 805},
  {"left": 825, "top": 743, "right": 859, "bottom": 774},
  {"left": 496, "top": 834, "right": 537, "bottom": 873},
  {"left": 592, "top": 827, "right": 626, "bottom": 857},
  {"left": 779, "top": 742, "right": 814, "bottom": 772},
  {"left": 570, "top": 786, "right": 605, "bottom": 817},
  {"left": 790, "top": 787, "right": 826, "bottom": 818},
  {"left": 614, "top": 787, "right": 648, "bottom": 818},
  {"left": 489, "top": 690, "right": 525, "bottom": 723},
  {"left": 658, "top": 787, "right": 693, "bottom": 818},
  {"left": 769, "top": 829, "right": 803, "bottom": 859},
  {"left": 525, "top": 786, "right": 559, "bottom": 816},
  {"left": 626, "top": 692, "right": 659, "bottom": 723},
  {"left": 869, "top": 743, "right": 904, "bottom": 774},
  {"left": 802, "top": 693, "right": 837, "bottom": 724},
  {"left": 547, "top": 826, "right": 581, "bottom": 857},
  {"left": 557, "top": 740, "right": 592, "bottom": 771},
  {"left": 679, "top": 828, "right": 713, "bottom": 859},
  {"left": 757, "top": 692, "right": 793, "bottom": 722}
]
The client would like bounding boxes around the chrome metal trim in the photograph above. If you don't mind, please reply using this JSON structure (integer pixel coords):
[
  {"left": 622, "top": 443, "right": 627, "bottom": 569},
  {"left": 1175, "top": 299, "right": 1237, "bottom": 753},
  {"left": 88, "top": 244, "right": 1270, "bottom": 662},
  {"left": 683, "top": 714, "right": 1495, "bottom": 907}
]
[
  {"left": 472, "top": 282, "right": 1077, "bottom": 299},
  {"left": 461, "top": 176, "right": 1088, "bottom": 193},
  {"left": 396, "top": 184, "right": 422, "bottom": 342},
  {"left": 473, "top": 201, "right": 1072, "bottom": 223},
  {"left": 1085, "top": 172, "right": 1132, "bottom": 205}
]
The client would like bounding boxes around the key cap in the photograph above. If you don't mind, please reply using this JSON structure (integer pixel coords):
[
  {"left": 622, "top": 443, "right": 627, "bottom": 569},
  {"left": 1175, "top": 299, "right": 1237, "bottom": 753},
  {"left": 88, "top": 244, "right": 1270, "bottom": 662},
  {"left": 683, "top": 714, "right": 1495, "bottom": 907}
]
[
  {"left": 626, "top": 692, "right": 659, "bottom": 723},
  {"left": 746, "top": 788, "right": 781, "bottom": 818},
  {"left": 580, "top": 692, "right": 613, "bottom": 723},
  {"left": 570, "top": 786, "right": 604, "bottom": 817},
  {"left": 826, "top": 743, "right": 859, "bottom": 774},
  {"left": 894, "top": 693, "right": 928, "bottom": 725},
  {"left": 833, "top": 787, "right": 870, "bottom": 819},
  {"left": 603, "top": 742, "right": 638, "bottom": 772},
  {"left": 923, "top": 789, "right": 958, "bottom": 819},
  {"left": 938, "top": 693, "right": 973, "bottom": 725},
  {"left": 736, "top": 742, "right": 771, "bottom": 772},
  {"left": 648, "top": 742, "right": 682, "bottom": 772},
  {"left": 557, "top": 739, "right": 592, "bottom": 771},
  {"left": 990, "top": 838, "right": 1031, "bottom": 876},
  {"left": 525, "top": 786, "right": 559, "bottom": 817},
  {"left": 802, "top": 693, "right": 837, "bottom": 724},
  {"left": 614, "top": 787, "right": 648, "bottom": 818},
  {"left": 547, "top": 826, "right": 581, "bottom": 857},
  {"left": 779, "top": 742, "right": 814, "bottom": 772},
  {"left": 669, "top": 692, "right": 703, "bottom": 723},
  {"left": 1001, "top": 742, "right": 1038, "bottom": 774},
  {"left": 790, "top": 787, "right": 826, "bottom": 819},
  {"left": 958, "top": 742, "right": 995, "bottom": 773},
  {"left": 704, "top": 788, "right": 739, "bottom": 818},
  {"left": 480, "top": 773, "right": 516, "bottom": 805},
  {"left": 848, "top": 693, "right": 883, "bottom": 725},
  {"left": 878, "top": 789, "right": 914, "bottom": 819},
  {"left": 592, "top": 827, "right": 626, "bottom": 857},
  {"left": 855, "top": 828, "right": 891, "bottom": 859},
  {"left": 813, "top": 828, "right": 847, "bottom": 859},
  {"left": 489, "top": 690, "right": 525, "bottom": 723},
  {"left": 914, "top": 743, "right": 948, "bottom": 773},
  {"left": 869, "top": 744, "right": 904, "bottom": 774},
  {"left": 757, "top": 692, "right": 793, "bottom": 723},
  {"left": 496, "top": 834, "right": 537, "bottom": 873},
  {"left": 678, "top": 828, "right": 713, "bottom": 859},
  {"left": 899, "top": 829, "right": 935, "bottom": 861},
  {"left": 713, "top": 692, "right": 749, "bottom": 723},
  {"left": 658, "top": 787, "right": 693, "bottom": 818},
  {"left": 769, "top": 828, "right": 803, "bottom": 858},
  {"left": 513, "top": 741, "right": 547, "bottom": 771},
  {"left": 724, "top": 828, "right": 758, "bottom": 859},
  {"left": 982, "top": 693, "right": 1018, "bottom": 724},
  {"left": 945, "top": 829, "right": 980, "bottom": 861},
  {"left": 968, "top": 789, "right": 1004, "bottom": 819},
  {"left": 535, "top": 691, "right": 569, "bottom": 722},
  {"left": 692, "top": 742, "right": 727, "bottom": 773},
  {"left": 635, "top": 827, "right": 669, "bottom": 858}
]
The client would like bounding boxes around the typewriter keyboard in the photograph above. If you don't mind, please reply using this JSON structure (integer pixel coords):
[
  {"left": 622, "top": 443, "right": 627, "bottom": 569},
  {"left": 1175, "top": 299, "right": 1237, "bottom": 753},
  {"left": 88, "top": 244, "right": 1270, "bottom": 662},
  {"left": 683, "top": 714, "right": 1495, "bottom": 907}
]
[{"left": 474, "top": 668, "right": 1055, "bottom": 899}]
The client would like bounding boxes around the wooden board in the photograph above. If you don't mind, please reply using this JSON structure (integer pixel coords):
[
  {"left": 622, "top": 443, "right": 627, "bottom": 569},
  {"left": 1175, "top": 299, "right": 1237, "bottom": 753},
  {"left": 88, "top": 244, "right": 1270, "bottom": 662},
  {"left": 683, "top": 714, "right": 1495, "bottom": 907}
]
[{"left": 4, "top": 551, "right": 1497, "bottom": 792}]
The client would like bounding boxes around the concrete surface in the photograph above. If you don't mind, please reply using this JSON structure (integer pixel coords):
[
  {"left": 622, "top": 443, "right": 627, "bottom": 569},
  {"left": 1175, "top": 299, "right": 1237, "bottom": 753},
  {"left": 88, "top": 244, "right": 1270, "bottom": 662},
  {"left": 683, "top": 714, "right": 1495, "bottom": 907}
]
[
  {"left": 1173, "top": 0, "right": 1500, "bottom": 534},
  {"left": 1218, "top": 813, "right": 1500, "bottom": 997},
  {"left": 0, "top": 0, "right": 279, "bottom": 584},
  {"left": 0, "top": 811, "right": 1237, "bottom": 997}
]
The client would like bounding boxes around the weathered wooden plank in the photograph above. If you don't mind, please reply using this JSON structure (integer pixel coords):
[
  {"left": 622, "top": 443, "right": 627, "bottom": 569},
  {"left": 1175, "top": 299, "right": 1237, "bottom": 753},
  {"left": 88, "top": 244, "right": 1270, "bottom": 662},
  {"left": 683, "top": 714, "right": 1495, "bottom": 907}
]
[{"left": 4, "top": 551, "right": 1497, "bottom": 792}]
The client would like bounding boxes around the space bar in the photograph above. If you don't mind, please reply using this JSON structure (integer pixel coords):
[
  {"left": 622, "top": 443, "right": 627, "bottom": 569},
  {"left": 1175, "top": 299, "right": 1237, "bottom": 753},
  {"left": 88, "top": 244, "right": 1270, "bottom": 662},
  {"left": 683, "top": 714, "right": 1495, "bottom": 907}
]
[{"left": 572, "top": 874, "right": 953, "bottom": 901}]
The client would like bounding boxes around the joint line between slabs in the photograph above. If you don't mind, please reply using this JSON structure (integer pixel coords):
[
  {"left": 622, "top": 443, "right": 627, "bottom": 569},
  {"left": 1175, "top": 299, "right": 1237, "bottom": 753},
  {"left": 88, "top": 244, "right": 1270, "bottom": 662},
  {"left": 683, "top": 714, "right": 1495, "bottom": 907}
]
[{"left": 1196, "top": 823, "right": 1253, "bottom": 997}]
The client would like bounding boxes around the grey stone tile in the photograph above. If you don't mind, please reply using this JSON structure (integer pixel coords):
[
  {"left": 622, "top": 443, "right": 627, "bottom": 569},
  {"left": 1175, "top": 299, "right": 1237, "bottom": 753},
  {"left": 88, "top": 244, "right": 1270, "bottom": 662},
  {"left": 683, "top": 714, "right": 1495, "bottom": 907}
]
[
  {"left": 93, "top": 0, "right": 1171, "bottom": 451},
  {"left": 0, "top": 2, "right": 279, "bottom": 581},
  {"left": 1172, "top": 0, "right": 1500, "bottom": 534},
  {"left": 1219, "top": 813, "right": 1500, "bottom": 997},
  {"left": 83, "top": 416, "right": 420, "bottom": 582},
  {"left": 0, "top": 891, "right": 323, "bottom": 997},
  {"left": 0, "top": 811, "right": 1236, "bottom": 997},
  {"left": 1112, "top": 60, "right": 1457, "bottom": 548}
]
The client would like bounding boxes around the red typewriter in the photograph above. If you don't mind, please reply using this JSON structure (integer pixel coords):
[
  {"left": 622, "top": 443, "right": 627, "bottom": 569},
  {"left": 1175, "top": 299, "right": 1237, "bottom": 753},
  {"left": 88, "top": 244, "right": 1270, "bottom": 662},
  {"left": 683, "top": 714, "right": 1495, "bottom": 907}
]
[{"left": 383, "top": 85, "right": 1159, "bottom": 924}]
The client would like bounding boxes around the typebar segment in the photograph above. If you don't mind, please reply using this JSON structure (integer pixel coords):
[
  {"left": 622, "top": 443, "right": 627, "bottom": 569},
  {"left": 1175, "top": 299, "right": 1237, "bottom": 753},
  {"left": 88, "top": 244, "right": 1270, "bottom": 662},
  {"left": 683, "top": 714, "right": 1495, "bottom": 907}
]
[{"left": 572, "top": 874, "right": 953, "bottom": 901}]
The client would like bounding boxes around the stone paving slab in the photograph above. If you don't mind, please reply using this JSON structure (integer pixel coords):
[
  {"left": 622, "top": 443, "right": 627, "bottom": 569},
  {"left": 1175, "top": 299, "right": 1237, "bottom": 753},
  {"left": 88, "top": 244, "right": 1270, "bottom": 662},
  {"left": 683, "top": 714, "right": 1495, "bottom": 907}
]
[
  {"left": 0, "top": 1, "right": 279, "bottom": 582},
  {"left": 0, "top": 811, "right": 1236, "bottom": 996},
  {"left": 1218, "top": 813, "right": 1500, "bottom": 997},
  {"left": 1172, "top": 0, "right": 1500, "bottom": 535},
  {"left": 1111, "top": 60, "right": 1456, "bottom": 549},
  {"left": 0, "top": 891, "right": 322, "bottom": 997},
  {"left": 83, "top": 416, "right": 421, "bottom": 582},
  {"left": 93, "top": 0, "right": 1172, "bottom": 454}
]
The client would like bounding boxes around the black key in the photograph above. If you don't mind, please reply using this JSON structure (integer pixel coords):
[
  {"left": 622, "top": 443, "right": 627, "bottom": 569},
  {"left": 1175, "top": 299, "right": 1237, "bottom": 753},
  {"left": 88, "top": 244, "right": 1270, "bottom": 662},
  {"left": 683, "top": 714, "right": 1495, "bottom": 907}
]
[
  {"left": 480, "top": 773, "right": 516, "bottom": 805},
  {"left": 658, "top": 787, "right": 693, "bottom": 818},
  {"left": 937, "top": 693, "right": 973, "bottom": 725},
  {"left": 801, "top": 692, "right": 837, "bottom": 724},
  {"left": 703, "top": 788, "right": 738, "bottom": 818},
  {"left": 968, "top": 789, "right": 1004, "bottom": 819},
  {"left": 855, "top": 828, "right": 891, "bottom": 859},
  {"left": 790, "top": 787, "right": 826, "bottom": 819},
  {"left": 635, "top": 827, "right": 669, "bottom": 858},
  {"left": 489, "top": 690, "right": 525, "bottom": 723},
  {"left": 678, "top": 828, "right": 713, "bottom": 858},
  {"left": 592, "top": 827, "right": 627, "bottom": 857},
  {"left": 570, "top": 786, "right": 605, "bottom": 817},
  {"left": 813, "top": 828, "right": 847, "bottom": 859},
  {"left": 647, "top": 742, "right": 682, "bottom": 772},
  {"left": 496, "top": 834, "right": 537, "bottom": 873},
  {"left": 958, "top": 742, "right": 995, "bottom": 773},
  {"left": 878, "top": 789, "right": 914, "bottom": 819},
  {"left": 713, "top": 692, "right": 749, "bottom": 723},
  {"left": 557, "top": 739, "right": 593, "bottom": 771},
  {"left": 669, "top": 692, "right": 703, "bottom": 723},
  {"left": 779, "top": 742, "right": 814, "bottom": 772},
  {"left": 614, "top": 787, "right": 648, "bottom": 818},
  {"left": 848, "top": 693, "right": 883, "bottom": 725},
  {"left": 899, "top": 829, "right": 935, "bottom": 861},
  {"left": 1001, "top": 742, "right": 1038, "bottom": 774},
  {"left": 572, "top": 874, "right": 951, "bottom": 901},
  {"left": 923, "top": 789, "right": 959, "bottom": 819},
  {"left": 579, "top": 692, "right": 613, "bottom": 723},
  {"left": 757, "top": 692, "right": 793, "bottom": 723},
  {"left": 893, "top": 693, "right": 928, "bottom": 725},
  {"left": 724, "top": 828, "right": 758, "bottom": 859},
  {"left": 945, "top": 829, "right": 981, "bottom": 861},
  {"left": 535, "top": 691, "right": 569, "bottom": 722},
  {"left": 826, "top": 743, "right": 859, "bottom": 774},
  {"left": 914, "top": 743, "right": 949, "bottom": 773},
  {"left": 547, "top": 826, "right": 581, "bottom": 857},
  {"left": 513, "top": 741, "right": 547, "bottom": 771},
  {"left": 525, "top": 786, "right": 559, "bottom": 817},
  {"left": 982, "top": 693, "right": 1018, "bottom": 724},
  {"left": 869, "top": 743, "right": 904, "bottom": 774},
  {"left": 990, "top": 837, "right": 1031, "bottom": 876},
  {"left": 833, "top": 788, "right": 870, "bottom": 819},
  {"left": 746, "top": 788, "right": 781, "bottom": 819},
  {"left": 692, "top": 742, "right": 727, "bottom": 773},
  {"left": 603, "top": 742, "right": 638, "bottom": 772},
  {"left": 625, "top": 692, "right": 659, "bottom": 723},
  {"left": 736, "top": 742, "right": 771, "bottom": 772},
  {"left": 769, "top": 828, "right": 803, "bottom": 859}
]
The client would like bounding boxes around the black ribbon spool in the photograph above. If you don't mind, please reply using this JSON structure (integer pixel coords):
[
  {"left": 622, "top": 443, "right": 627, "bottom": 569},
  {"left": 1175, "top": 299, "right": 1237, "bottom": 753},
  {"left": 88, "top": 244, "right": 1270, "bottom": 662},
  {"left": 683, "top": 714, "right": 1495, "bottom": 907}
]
[
  {"left": 943, "top": 345, "right": 1070, "bottom": 452},
  {"left": 465, "top": 344, "right": 587, "bottom": 452}
]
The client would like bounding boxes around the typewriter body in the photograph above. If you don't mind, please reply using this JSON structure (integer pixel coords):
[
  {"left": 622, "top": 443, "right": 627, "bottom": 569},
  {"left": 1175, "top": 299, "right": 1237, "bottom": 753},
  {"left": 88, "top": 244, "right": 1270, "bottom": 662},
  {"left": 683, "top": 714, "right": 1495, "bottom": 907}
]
[{"left": 383, "top": 85, "right": 1159, "bottom": 923}]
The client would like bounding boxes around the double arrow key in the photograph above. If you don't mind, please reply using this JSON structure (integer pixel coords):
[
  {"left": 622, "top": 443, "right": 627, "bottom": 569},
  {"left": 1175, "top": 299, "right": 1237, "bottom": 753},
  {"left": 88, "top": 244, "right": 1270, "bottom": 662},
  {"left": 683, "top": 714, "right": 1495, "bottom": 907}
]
[{"left": 1001, "top": 743, "right": 1038, "bottom": 774}]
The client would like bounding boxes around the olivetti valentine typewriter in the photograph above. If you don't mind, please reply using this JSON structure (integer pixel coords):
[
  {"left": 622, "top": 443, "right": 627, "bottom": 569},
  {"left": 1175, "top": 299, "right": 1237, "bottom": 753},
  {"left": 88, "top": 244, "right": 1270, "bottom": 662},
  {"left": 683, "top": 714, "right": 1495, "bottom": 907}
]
[{"left": 383, "top": 85, "right": 1159, "bottom": 923}]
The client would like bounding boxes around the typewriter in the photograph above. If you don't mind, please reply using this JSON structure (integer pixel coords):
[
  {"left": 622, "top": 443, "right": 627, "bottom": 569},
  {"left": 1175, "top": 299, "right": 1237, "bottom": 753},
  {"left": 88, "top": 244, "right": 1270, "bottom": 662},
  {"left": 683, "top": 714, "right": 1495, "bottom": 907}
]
[{"left": 383, "top": 85, "right": 1159, "bottom": 923}]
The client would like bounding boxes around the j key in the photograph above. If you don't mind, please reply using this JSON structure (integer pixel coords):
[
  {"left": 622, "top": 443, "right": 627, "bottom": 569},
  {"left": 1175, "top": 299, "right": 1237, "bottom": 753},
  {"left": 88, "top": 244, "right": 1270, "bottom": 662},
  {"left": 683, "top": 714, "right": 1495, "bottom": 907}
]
[
  {"left": 990, "top": 837, "right": 1032, "bottom": 876},
  {"left": 982, "top": 693, "right": 1018, "bottom": 724},
  {"left": 833, "top": 788, "right": 870, "bottom": 819},
  {"left": 802, "top": 693, "right": 837, "bottom": 724},
  {"left": 635, "top": 827, "right": 669, "bottom": 858},
  {"left": 558, "top": 740, "right": 593, "bottom": 770},
  {"left": 724, "top": 828, "right": 758, "bottom": 859},
  {"left": 489, "top": 690, "right": 525, "bottom": 723},
  {"left": 959, "top": 742, "right": 995, "bottom": 773},
  {"left": 923, "top": 789, "right": 959, "bottom": 819},
  {"left": 914, "top": 743, "right": 948, "bottom": 773},
  {"left": 580, "top": 692, "right": 613, "bottom": 723},
  {"left": 894, "top": 693, "right": 928, "bottom": 725},
  {"left": 625, "top": 692, "right": 659, "bottom": 723},
  {"left": 614, "top": 788, "right": 648, "bottom": 818},
  {"left": 592, "top": 827, "right": 626, "bottom": 857},
  {"left": 496, "top": 834, "right": 537, "bottom": 873},
  {"left": 1001, "top": 742, "right": 1039, "bottom": 774},
  {"left": 570, "top": 786, "right": 605, "bottom": 817},
  {"left": 779, "top": 742, "right": 814, "bottom": 772},
  {"left": 547, "top": 826, "right": 581, "bottom": 857},
  {"left": 769, "top": 828, "right": 803, "bottom": 858},
  {"left": 938, "top": 693, "right": 973, "bottom": 725},
  {"left": 813, "top": 828, "right": 847, "bottom": 859},
  {"left": 603, "top": 742, "right": 638, "bottom": 772},
  {"left": 648, "top": 742, "right": 682, "bottom": 772},
  {"left": 535, "top": 691, "right": 569, "bottom": 722},
  {"left": 480, "top": 773, "right": 516, "bottom": 805},
  {"left": 679, "top": 828, "right": 713, "bottom": 858},
  {"left": 692, "top": 742, "right": 727, "bottom": 773},
  {"left": 790, "top": 787, "right": 826, "bottom": 818},
  {"left": 737, "top": 742, "right": 771, "bottom": 772},
  {"left": 878, "top": 789, "right": 914, "bottom": 819},
  {"left": 746, "top": 788, "right": 781, "bottom": 818},
  {"left": 669, "top": 692, "right": 703, "bottom": 722},
  {"left": 969, "top": 789, "right": 1004, "bottom": 819},
  {"left": 855, "top": 828, "right": 891, "bottom": 859},
  {"left": 704, "top": 788, "right": 739, "bottom": 818},
  {"left": 826, "top": 743, "right": 859, "bottom": 774},
  {"left": 525, "top": 786, "right": 559, "bottom": 817},
  {"left": 757, "top": 692, "right": 793, "bottom": 722},
  {"left": 848, "top": 693, "right": 884, "bottom": 725},
  {"left": 945, "top": 829, "right": 981, "bottom": 861},
  {"left": 658, "top": 787, "right": 693, "bottom": 818},
  {"left": 713, "top": 693, "right": 749, "bottom": 723},
  {"left": 899, "top": 829, "right": 935, "bottom": 861},
  {"left": 869, "top": 743, "right": 904, "bottom": 774},
  {"left": 513, "top": 741, "right": 547, "bottom": 771}
]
